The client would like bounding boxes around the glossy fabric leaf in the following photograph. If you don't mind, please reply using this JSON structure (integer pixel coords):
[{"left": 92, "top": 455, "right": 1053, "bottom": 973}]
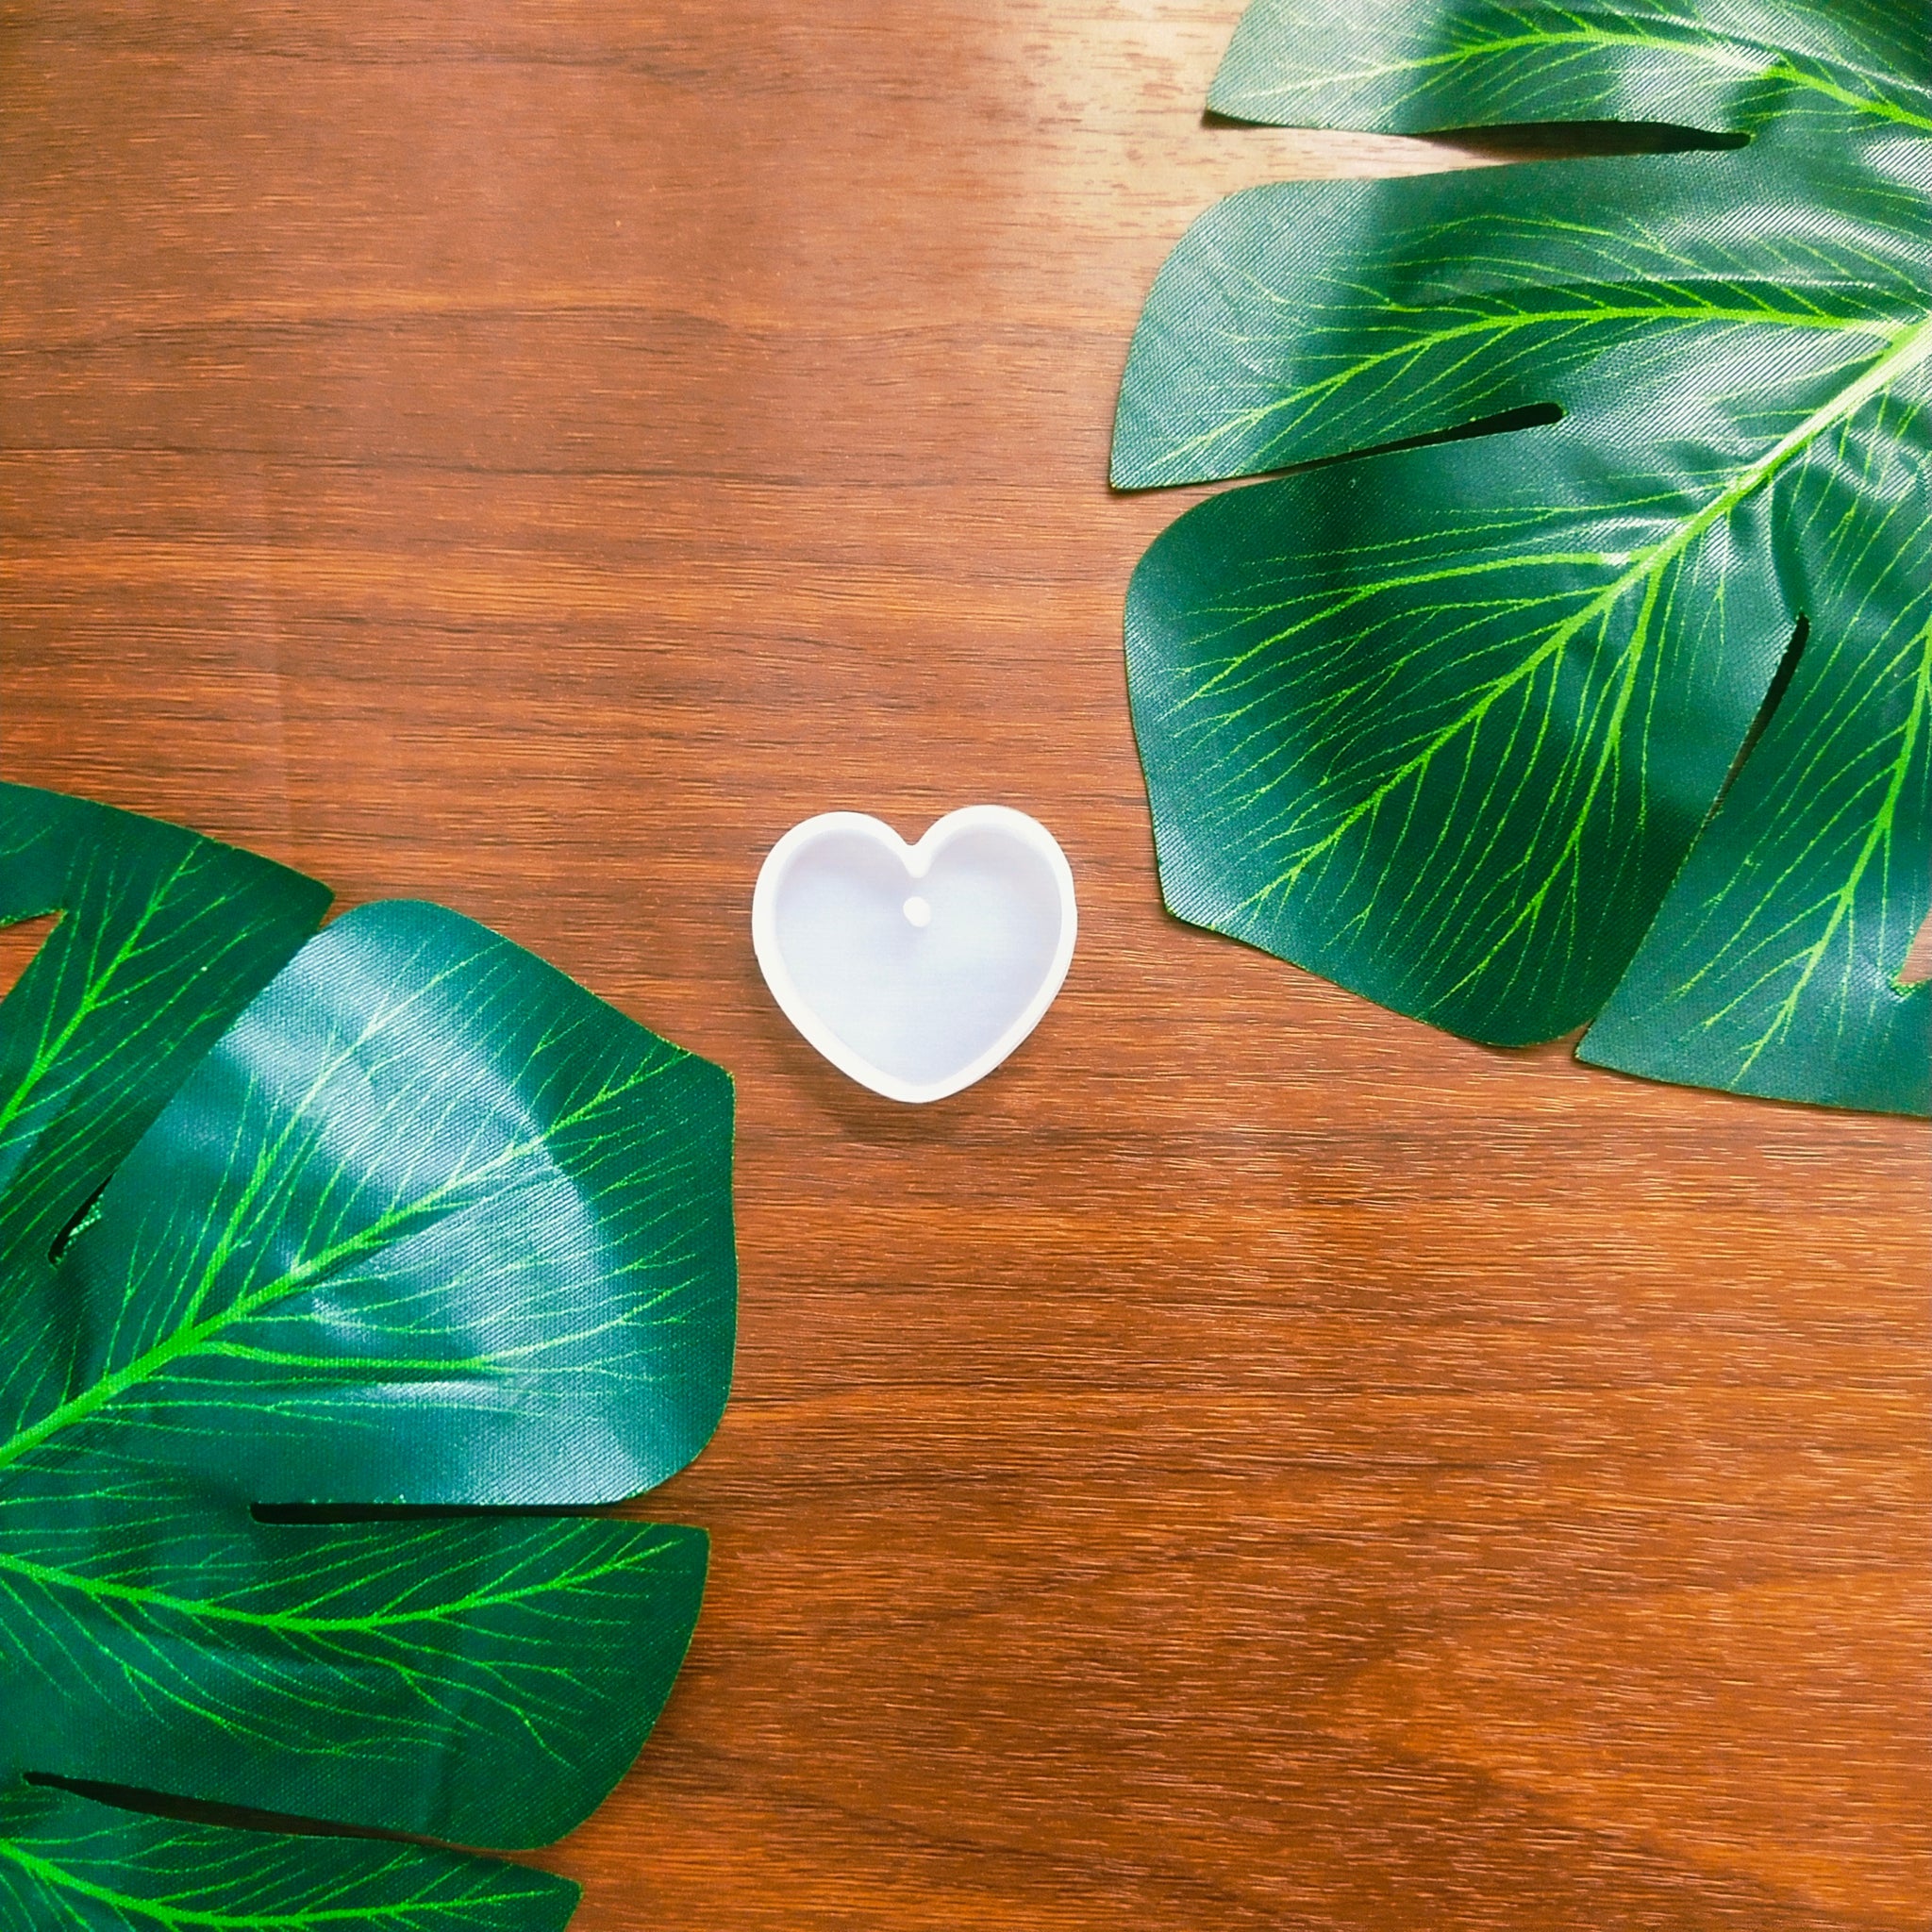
[
  {"left": 1579, "top": 595, "right": 1932, "bottom": 1110},
  {"left": 0, "top": 784, "right": 328, "bottom": 1279},
  {"left": 0, "top": 1782, "right": 578, "bottom": 1932},
  {"left": 45, "top": 897, "right": 737, "bottom": 1510},
  {"left": 1208, "top": 0, "right": 1932, "bottom": 142},
  {"left": 0, "top": 790, "right": 738, "bottom": 1914},
  {"left": 0, "top": 1458, "right": 710, "bottom": 1846},
  {"left": 1109, "top": 142, "right": 1925, "bottom": 491},
  {"left": 1114, "top": 0, "right": 1932, "bottom": 1107}
]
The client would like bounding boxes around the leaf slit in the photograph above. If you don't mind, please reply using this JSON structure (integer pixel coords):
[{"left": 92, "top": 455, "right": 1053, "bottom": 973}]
[
  {"left": 1161, "top": 400, "right": 1568, "bottom": 494},
  {"left": 1338, "top": 400, "right": 1566, "bottom": 470},
  {"left": 24, "top": 1774, "right": 419, "bottom": 1846},
  {"left": 1434, "top": 120, "right": 1752, "bottom": 158},
  {"left": 251, "top": 1501, "right": 615, "bottom": 1524},
  {"left": 1198, "top": 112, "right": 1750, "bottom": 156},
  {"left": 46, "top": 1174, "right": 110, "bottom": 1264},
  {"left": 1709, "top": 615, "right": 1810, "bottom": 821}
]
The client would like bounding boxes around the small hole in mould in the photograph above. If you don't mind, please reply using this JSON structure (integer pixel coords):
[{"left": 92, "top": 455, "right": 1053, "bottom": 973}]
[{"left": 902, "top": 895, "right": 932, "bottom": 929}]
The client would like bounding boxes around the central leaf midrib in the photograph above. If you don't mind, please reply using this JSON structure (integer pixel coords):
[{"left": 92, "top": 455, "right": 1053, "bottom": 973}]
[
  {"left": 0, "top": 1052, "right": 666, "bottom": 1475},
  {"left": 0, "top": 1197, "right": 487, "bottom": 1477},
  {"left": 1224, "top": 314, "right": 1932, "bottom": 899}
]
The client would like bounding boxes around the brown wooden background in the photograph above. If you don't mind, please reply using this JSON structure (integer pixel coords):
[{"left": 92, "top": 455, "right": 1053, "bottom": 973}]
[{"left": 4, "top": 4, "right": 1928, "bottom": 1926}]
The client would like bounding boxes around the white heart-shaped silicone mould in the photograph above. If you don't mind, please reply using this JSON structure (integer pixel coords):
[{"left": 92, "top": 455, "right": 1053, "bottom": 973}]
[{"left": 752, "top": 807, "right": 1077, "bottom": 1104}]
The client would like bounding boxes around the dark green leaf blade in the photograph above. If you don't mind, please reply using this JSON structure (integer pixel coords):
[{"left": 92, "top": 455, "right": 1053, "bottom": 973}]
[
  {"left": 0, "top": 1781, "right": 579, "bottom": 1931},
  {"left": 31, "top": 897, "right": 736, "bottom": 1509},
  {"left": 0, "top": 831, "right": 740, "bottom": 1864},
  {"left": 1125, "top": 397, "right": 1816, "bottom": 1041},
  {"left": 1115, "top": 2, "right": 1932, "bottom": 1100},
  {"left": 1110, "top": 144, "right": 1924, "bottom": 491},
  {"left": 1579, "top": 549, "right": 1932, "bottom": 1112},
  {"left": 0, "top": 785, "right": 329, "bottom": 1281},
  {"left": 0, "top": 1461, "right": 708, "bottom": 1846},
  {"left": 1208, "top": 0, "right": 1932, "bottom": 140}
]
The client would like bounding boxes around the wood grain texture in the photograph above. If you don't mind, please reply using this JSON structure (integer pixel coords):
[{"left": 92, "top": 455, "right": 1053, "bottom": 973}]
[{"left": 2, "top": 4, "right": 1927, "bottom": 1926}]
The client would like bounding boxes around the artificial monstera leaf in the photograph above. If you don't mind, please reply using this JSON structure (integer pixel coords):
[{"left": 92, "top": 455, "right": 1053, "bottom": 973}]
[
  {"left": 0, "top": 783, "right": 736, "bottom": 1926},
  {"left": 0, "top": 1784, "right": 578, "bottom": 1932},
  {"left": 1114, "top": 0, "right": 1932, "bottom": 1113}
]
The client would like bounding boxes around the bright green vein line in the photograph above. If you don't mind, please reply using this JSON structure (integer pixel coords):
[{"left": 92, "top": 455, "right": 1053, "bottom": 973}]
[
  {"left": 1425, "top": 547, "right": 1665, "bottom": 1003},
  {"left": 1226, "top": 28, "right": 1932, "bottom": 133},
  {"left": 0, "top": 854, "right": 194, "bottom": 1140},
  {"left": 1244, "top": 315, "right": 1932, "bottom": 899},
  {"left": 0, "top": 1839, "right": 466, "bottom": 1930},
  {"left": 1188, "top": 551, "right": 1621, "bottom": 701},
  {"left": 1759, "top": 54, "right": 1932, "bottom": 132},
  {"left": 1152, "top": 300, "right": 1890, "bottom": 475},
  {"left": 0, "top": 1541, "right": 662, "bottom": 1633},
  {"left": 0, "top": 1038, "right": 671, "bottom": 1472},
  {"left": 1724, "top": 614, "right": 1932, "bottom": 1062}
]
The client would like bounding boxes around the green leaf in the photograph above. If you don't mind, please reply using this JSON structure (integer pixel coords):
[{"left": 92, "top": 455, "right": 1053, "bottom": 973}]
[
  {"left": 0, "top": 788, "right": 737, "bottom": 1913},
  {"left": 1114, "top": 0, "right": 1932, "bottom": 1107},
  {"left": 0, "top": 784, "right": 329, "bottom": 1275},
  {"left": 1208, "top": 0, "right": 1932, "bottom": 141},
  {"left": 0, "top": 1781, "right": 579, "bottom": 1932},
  {"left": 0, "top": 1462, "right": 711, "bottom": 1846},
  {"left": 38, "top": 897, "right": 737, "bottom": 1512},
  {"left": 1578, "top": 603, "right": 1932, "bottom": 1112},
  {"left": 1110, "top": 142, "right": 1925, "bottom": 492}
]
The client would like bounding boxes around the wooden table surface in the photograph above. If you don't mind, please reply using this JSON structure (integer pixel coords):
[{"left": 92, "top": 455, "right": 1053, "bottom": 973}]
[{"left": 4, "top": 5, "right": 1928, "bottom": 1926}]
